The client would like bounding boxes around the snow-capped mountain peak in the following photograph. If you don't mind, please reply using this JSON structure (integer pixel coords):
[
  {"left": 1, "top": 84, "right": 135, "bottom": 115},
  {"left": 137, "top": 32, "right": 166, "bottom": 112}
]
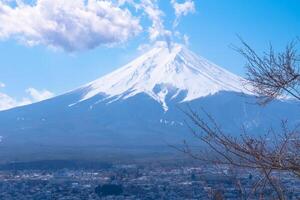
[{"left": 77, "top": 43, "right": 249, "bottom": 111}]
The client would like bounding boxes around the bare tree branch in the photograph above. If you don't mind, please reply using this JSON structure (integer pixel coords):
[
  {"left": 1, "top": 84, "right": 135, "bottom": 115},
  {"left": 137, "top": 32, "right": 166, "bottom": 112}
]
[
  {"left": 233, "top": 37, "right": 300, "bottom": 104},
  {"left": 180, "top": 38, "right": 300, "bottom": 199}
]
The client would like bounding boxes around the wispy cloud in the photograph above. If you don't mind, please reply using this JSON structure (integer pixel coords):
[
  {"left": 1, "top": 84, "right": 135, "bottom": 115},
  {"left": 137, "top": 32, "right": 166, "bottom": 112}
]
[
  {"left": 0, "top": 0, "right": 142, "bottom": 52},
  {"left": 0, "top": 84, "right": 54, "bottom": 111},
  {"left": 183, "top": 34, "right": 189, "bottom": 46},
  {"left": 139, "top": 0, "right": 170, "bottom": 42},
  {"left": 171, "top": 0, "right": 195, "bottom": 27},
  {"left": 25, "top": 88, "right": 54, "bottom": 102},
  {"left": 135, "top": 0, "right": 196, "bottom": 50},
  {"left": 0, "top": 92, "right": 29, "bottom": 111}
]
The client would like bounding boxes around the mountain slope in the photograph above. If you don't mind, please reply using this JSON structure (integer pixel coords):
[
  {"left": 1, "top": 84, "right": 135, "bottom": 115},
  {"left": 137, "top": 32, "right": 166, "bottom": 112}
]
[
  {"left": 0, "top": 43, "right": 298, "bottom": 162},
  {"left": 74, "top": 43, "right": 250, "bottom": 111}
]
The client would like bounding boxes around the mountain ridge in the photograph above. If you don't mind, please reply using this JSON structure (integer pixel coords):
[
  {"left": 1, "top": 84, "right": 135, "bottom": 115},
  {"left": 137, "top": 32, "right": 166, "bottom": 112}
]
[{"left": 71, "top": 42, "right": 250, "bottom": 111}]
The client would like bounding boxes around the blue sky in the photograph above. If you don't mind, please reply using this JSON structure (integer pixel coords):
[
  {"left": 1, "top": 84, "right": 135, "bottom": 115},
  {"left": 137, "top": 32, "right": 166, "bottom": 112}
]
[{"left": 0, "top": 0, "right": 299, "bottom": 109}]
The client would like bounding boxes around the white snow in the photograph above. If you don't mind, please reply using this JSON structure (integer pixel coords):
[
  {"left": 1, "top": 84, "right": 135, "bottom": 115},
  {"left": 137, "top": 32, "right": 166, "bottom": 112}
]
[{"left": 77, "top": 42, "right": 250, "bottom": 110}]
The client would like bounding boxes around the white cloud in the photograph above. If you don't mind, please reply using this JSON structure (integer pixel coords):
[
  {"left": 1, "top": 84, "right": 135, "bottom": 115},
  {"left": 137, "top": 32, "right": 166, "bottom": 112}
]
[
  {"left": 26, "top": 88, "right": 54, "bottom": 102},
  {"left": 171, "top": 0, "right": 195, "bottom": 27},
  {"left": 133, "top": 0, "right": 173, "bottom": 51},
  {"left": 0, "top": 0, "right": 142, "bottom": 51},
  {"left": 183, "top": 34, "right": 189, "bottom": 46},
  {"left": 133, "top": 0, "right": 195, "bottom": 51},
  {"left": 0, "top": 92, "right": 17, "bottom": 111},
  {"left": 0, "top": 92, "right": 31, "bottom": 111},
  {"left": 0, "top": 0, "right": 196, "bottom": 52},
  {"left": 0, "top": 86, "right": 54, "bottom": 111},
  {"left": 140, "top": 0, "right": 166, "bottom": 41},
  {"left": 0, "top": 82, "right": 5, "bottom": 88}
]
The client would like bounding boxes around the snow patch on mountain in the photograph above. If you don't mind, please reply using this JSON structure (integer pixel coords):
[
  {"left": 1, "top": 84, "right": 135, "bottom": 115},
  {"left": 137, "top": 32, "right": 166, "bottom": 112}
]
[{"left": 75, "top": 42, "right": 250, "bottom": 110}]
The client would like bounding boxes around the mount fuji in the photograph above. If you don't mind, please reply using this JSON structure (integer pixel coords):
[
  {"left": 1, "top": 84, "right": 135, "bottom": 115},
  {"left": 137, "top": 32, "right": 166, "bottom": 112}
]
[
  {"left": 75, "top": 43, "right": 249, "bottom": 111},
  {"left": 0, "top": 43, "right": 298, "bottom": 161}
]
